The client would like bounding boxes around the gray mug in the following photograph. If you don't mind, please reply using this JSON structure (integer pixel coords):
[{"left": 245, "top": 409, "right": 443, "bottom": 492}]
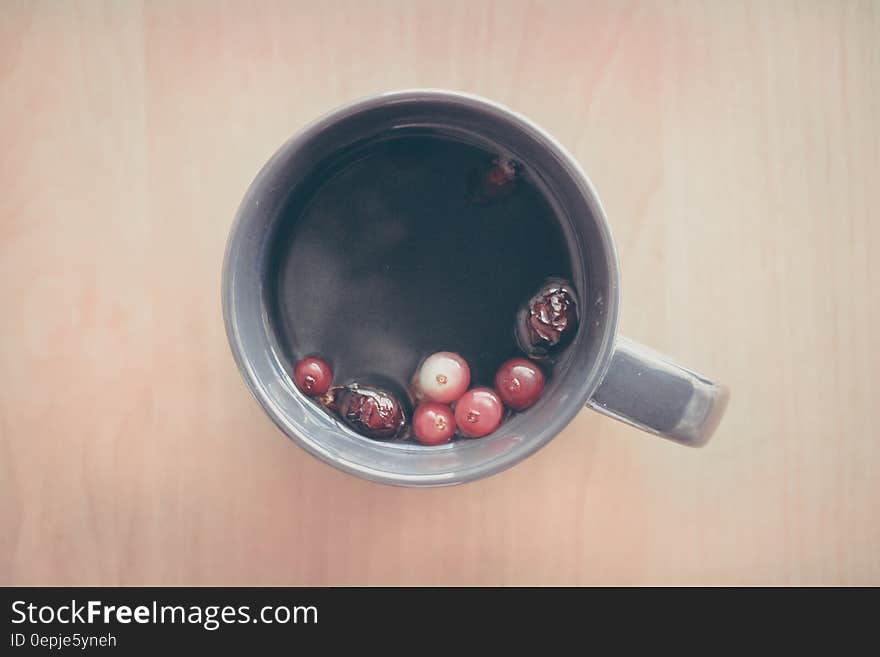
[{"left": 222, "top": 90, "right": 729, "bottom": 487}]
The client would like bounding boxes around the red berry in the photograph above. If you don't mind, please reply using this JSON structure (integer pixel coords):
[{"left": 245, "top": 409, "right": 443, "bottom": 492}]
[
  {"left": 454, "top": 388, "right": 504, "bottom": 438},
  {"left": 412, "top": 351, "right": 471, "bottom": 404},
  {"left": 294, "top": 357, "right": 332, "bottom": 396},
  {"left": 494, "top": 358, "right": 545, "bottom": 411},
  {"left": 412, "top": 402, "right": 456, "bottom": 445}
]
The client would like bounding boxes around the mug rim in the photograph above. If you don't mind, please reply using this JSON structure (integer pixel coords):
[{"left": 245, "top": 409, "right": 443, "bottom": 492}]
[{"left": 222, "top": 89, "right": 621, "bottom": 486}]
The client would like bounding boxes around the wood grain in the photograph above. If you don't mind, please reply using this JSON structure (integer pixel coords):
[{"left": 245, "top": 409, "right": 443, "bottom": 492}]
[{"left": 1, "top": 0, "right": 877, "bottom": 585}]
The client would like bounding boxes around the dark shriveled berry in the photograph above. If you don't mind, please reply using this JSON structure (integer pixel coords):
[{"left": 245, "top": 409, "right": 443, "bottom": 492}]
[
  {"left": 327, "top": 384, "right": 406, "bottom": 441},
  {"left": 516, "top": 278, "right": 579, "bottom": 357},
  {"left": 467, "top": 157, "right": 521, "bottom": 203}
]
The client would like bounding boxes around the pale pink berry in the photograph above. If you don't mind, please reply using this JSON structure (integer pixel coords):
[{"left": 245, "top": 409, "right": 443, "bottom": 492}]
[{"left": 413, "top": 351, "right": 471, "bottom": 404}]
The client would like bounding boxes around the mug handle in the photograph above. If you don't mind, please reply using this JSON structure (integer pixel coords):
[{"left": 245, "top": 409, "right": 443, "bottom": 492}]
[{"left": 587, "top": 336, "right": 729, "bottom": 447}]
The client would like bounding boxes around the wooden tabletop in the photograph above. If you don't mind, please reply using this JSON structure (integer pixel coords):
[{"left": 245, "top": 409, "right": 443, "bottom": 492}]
[{"left": 2, "top": 1, "right": 877, "bottom": 585}]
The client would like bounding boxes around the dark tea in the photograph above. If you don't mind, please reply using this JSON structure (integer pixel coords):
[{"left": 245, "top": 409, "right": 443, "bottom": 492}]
[{"left": 267, "top": 129, "right": 576, "bottom": 443}]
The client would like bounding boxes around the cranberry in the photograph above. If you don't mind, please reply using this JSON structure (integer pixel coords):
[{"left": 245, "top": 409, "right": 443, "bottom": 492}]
[
  {"left": 454, "top": 388, "right": 504, "bottom": 438},
  {"left": 412, "top": 402, "right": 457, "bottom": 446},
  {"left": 293, "top": 357, "right": 333, "bottom": 396},
  {"left": 331, "top": 384, "right": 406, "bottom": 440},
  {"left": 467, "top": 157, "right": 520, "bottom": 202},
  {"left": 494, "top": 358, "right": 545, "bottom": 411},
  {"left": 412, "top": 351, "right": 471, "bottom": 404},
  {"left": 516, "top": 278, "right": 578, "bottom": 357}
]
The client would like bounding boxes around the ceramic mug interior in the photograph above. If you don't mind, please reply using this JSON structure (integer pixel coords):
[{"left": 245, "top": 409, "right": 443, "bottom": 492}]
[{"left": 222, "top": 90, "right": 620, "bottom": 486}]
